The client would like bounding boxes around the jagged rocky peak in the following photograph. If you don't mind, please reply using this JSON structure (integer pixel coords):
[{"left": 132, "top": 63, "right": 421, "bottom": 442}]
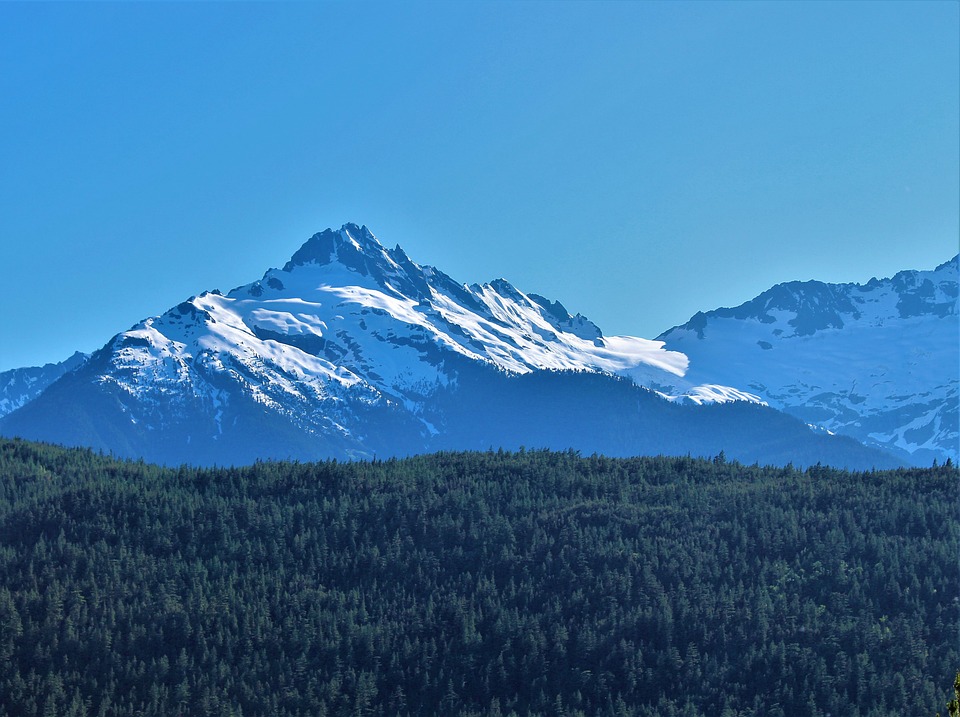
[
  {"left": 738, "top": 281, "right": 861, "bottom": 336},
  {"left": 937, "top": 254, "right": 959, "bottom": 273},
  {"left": 283, "top": 223, "right": 391, "bottom": 271},
  {"left": 278, "top": 223, "right": 434, "bottom": 300},
  {"left": 275, "top": 223, "right": 607, "bottom": 340},
  {"left": 661, "top": 254, "right": 959, "bottom": 340},
  {"left": 887, "top": 254, "right": 959, "bottom": 319},
  {"left": 529, "top": 293, "right": 603, "bottom": 341},
  {"left": 54, "top": 351, "right": 88, "bottom": 372},
  {"left": 487, "top": 278, "right": 524, "bottom": 301}
]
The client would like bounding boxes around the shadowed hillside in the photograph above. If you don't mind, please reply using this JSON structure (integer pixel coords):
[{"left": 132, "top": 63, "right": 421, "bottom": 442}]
[{"left": 0, "top": 439, "right": 955, "bottom": 716}]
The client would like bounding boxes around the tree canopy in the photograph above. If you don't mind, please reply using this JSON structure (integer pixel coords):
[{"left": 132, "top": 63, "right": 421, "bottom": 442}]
[{"left": 0, "top": 439, "right": 956, "bottom": 716}]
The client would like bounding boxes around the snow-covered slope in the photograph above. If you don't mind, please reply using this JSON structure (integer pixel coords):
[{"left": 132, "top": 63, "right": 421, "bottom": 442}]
[
  {"left": 2, "top": 223, "right": 896, "bottom": 468},
  {"left": 97, "top": 222, "right": 747, "bottom": 437},
  {"left": 658, "top": 256, "right": 959, "bottom": 463},
  {"left": 0, "top": 352, "right": 88, "bottom": 418}
]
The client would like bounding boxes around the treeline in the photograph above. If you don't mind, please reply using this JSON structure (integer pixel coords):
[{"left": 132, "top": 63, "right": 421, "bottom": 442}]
[{"left": 0, "top": 438, "right": 956, "bottom": 716}]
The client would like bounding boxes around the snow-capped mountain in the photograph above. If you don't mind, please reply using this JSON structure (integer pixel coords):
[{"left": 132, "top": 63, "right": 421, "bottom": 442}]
[
  {"left": 0, "top": 351, "right": 88, "bottom": 418},
  {"left": 98, "top": 223, "right": 752, "bottom": 416},
  {"left": 0, "top": 224, "right": 897, "bottom": 468},
  {"left": 658, "top": 256, "right": 959, "bottom": 464}
]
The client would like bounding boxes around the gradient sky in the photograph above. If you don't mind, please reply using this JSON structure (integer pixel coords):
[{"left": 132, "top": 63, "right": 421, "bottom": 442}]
[{"left": 1, "top": 1, "right": 957, "bottom": 372}]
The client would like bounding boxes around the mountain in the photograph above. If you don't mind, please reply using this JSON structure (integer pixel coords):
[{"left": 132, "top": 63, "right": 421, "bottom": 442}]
[
  {"left": 0, "top": 351, "right": 88, "bottom": 418},
  {"left": 0, "top": 224, "right": 900, "bottom": 468},
  {"left": 658, "top": 256, "right": 959, "bottom": 464}
]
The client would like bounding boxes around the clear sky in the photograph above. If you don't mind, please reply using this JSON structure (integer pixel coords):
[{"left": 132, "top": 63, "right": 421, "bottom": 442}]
[{"left": 1, "top": 1, "right": 957, "bottom": 372}]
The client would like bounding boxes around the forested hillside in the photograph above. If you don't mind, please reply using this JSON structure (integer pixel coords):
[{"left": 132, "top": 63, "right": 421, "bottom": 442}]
[{"left": 0, "top": 439, "right": 955, "bottom": 716}]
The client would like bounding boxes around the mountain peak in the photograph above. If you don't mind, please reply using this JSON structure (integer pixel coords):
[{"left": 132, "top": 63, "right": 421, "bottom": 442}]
[
  {"left": 279, "top": 224, "right": 436, "bottom": 301},
  {"left": 935, "top": 254, "right": 959, "bottom": 273},
  {"left": 282, "top": 223, "right": 387, "bottom": 272}
]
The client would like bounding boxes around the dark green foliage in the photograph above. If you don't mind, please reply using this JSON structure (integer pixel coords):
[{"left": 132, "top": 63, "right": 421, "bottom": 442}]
[
  {"left": 937, "top": 672, "right": 960, "bottom": 717},
  {"left": 0, "top": 438, "right": 955, "bottom": 716}
]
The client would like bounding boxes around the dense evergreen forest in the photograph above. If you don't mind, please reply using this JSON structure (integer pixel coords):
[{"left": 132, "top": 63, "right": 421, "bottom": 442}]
[{"left": 0, "top": 438, "right": 956, "bottom": 716}]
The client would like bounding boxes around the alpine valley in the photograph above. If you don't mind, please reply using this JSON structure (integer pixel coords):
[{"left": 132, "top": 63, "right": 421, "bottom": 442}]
[{"left": 0, "top": 224, "right": 955, "bottom": 468}]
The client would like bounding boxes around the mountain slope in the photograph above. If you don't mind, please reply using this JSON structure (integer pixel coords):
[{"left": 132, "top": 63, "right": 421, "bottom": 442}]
[
  {"left": 658, "top": 256, "right": 959, "bottom": 463},
  {"left": 0, "top": 351, "right": 88, "bottom": 418},
  {"left": 0, "top": 224, "right": 898, "bottom": 468}
]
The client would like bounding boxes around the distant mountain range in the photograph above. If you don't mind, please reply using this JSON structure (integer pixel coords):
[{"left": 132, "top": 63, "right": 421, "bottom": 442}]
[
  {"left": 657, "top": 256, "right": 958, "bottom": 464},
  {"left": 0, "top": 351, "right": 87, "bottom": 417},
  {"left": 1, "top": 223, "right": 954, "bottom": 468}
]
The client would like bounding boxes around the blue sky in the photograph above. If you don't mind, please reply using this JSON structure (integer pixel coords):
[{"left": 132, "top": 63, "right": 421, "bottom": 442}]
[{"left": 1, "top": 1, "right": 957, "bottom": 372}]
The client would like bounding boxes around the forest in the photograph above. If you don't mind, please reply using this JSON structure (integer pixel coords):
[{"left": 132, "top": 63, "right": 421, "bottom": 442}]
[{"left": 0, "top": 438, "right": 956, "bottom": 716}]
